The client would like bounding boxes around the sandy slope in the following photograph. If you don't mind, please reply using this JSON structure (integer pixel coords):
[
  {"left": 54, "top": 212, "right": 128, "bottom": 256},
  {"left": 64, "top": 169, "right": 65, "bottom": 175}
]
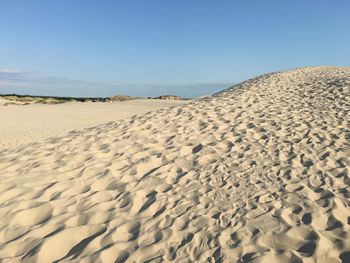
[
  {"left": 0, "top": 66, "right": 350, "bottom": 262},
  {"left": 0, "top": 99, "right": 187, "bottom": 149}
]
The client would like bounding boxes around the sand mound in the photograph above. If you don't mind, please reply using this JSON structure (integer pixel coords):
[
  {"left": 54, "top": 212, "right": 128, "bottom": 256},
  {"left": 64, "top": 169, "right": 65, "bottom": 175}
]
[{"left": 0, "top": 66, "right": 350, "bottom": 262}]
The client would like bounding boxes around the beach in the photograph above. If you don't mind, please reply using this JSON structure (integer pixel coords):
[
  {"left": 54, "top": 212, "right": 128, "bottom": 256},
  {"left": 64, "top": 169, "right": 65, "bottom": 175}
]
[
  {"left": 0, "top": 99, "right": 188, "bottom": 149},
  {"left": 0, "top": 66, "right": 350, "bottom": 262}
]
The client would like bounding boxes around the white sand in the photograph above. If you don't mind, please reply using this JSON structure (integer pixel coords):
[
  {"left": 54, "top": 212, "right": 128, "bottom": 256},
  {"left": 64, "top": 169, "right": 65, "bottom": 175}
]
[
  {"left": 0, "top": 66, "right": 350, "bottom": 262},
  {"left": 0, "top": 99, "right": 188, "bottom": 149}
]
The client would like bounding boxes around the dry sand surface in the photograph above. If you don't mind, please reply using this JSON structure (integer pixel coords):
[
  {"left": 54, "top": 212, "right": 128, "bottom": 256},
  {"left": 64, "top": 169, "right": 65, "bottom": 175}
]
[
  {"left": 0, "top": 66, "right": 350, "bottom": 262},
  {"left": 0, "top": 99, "right": 188, "bottom": 149}
]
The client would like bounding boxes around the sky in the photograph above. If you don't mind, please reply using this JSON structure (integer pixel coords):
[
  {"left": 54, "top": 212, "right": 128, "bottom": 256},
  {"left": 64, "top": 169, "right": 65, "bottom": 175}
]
[{"left": 0, "top": 0, "right": 349, "bottom": 98}]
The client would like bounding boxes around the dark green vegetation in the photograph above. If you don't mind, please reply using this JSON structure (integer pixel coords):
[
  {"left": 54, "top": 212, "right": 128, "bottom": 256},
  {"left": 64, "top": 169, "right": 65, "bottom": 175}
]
[
  {"left": 0, "top": 94, "right": 189, "bottom": 105},
  {"left": 0, "top": 94, "right": 140, "bottom": 105}
]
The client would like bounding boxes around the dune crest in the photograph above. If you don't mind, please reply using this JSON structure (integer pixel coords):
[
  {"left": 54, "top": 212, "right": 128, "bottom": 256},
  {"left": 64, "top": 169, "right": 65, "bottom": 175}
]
[{"left": 0, "top": 66, "right": 350, "bottom": 262}]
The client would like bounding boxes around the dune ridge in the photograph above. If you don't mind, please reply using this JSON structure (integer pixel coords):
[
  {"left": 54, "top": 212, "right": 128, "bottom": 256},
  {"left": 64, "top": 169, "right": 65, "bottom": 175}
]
[{"left": 0, "top": 66, "right": 350, "bottom": 262}]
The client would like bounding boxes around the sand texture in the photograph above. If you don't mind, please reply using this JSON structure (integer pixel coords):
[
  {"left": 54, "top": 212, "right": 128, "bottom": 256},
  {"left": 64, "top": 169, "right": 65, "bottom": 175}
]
[
  {"left": 0, "top": 66, "right": 350, "bottom": 262},
  {"left": 0, "top": 99, "right": 188, "bottom": 149}
]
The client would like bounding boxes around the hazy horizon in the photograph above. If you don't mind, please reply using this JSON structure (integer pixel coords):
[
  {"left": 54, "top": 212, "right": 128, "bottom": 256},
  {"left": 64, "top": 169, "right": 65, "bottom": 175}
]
[{"left": 0, "top": 68, "right": 231, "bottom": 98}]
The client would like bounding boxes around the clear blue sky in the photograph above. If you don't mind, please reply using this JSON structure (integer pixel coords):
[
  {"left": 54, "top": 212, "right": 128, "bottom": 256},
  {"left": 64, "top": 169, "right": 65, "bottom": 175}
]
[{"left": 0, "top": 0, "right": 349, "bottom": 97}]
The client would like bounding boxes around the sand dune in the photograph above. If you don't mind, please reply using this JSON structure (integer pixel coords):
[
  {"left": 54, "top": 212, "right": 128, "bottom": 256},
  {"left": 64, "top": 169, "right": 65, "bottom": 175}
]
[{"left": 0, "top": 66, "right": 350, "bottom": 262}]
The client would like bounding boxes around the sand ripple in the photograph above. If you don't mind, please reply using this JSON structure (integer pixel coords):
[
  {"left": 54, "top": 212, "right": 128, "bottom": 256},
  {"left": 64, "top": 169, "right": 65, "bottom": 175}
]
[{"left": 0, "top": 66, "right": 350, "bottom": 262}]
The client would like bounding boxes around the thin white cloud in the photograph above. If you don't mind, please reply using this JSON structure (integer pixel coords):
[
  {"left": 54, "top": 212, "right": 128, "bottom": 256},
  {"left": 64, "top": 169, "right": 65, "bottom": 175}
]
[
  {"left": 0, "top": 68, "right": 229, "bottom": 98},
  {"left": 0, "top": 68, "right": 25, "bottom": 74}
]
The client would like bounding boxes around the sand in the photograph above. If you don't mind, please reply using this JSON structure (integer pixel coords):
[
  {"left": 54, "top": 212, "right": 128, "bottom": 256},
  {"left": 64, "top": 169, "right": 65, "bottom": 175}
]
[
  {"left": 0, "top": 99, "right": 188, "bottom": 149},
  {"left": 0, "top": 66, "right": 350, "bottom": 262}
]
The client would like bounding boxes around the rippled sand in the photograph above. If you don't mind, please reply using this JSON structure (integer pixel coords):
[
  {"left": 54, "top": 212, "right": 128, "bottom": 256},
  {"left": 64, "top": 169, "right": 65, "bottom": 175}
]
[{"left": 0, "top": 66, "right": 350, "bottom": 262}]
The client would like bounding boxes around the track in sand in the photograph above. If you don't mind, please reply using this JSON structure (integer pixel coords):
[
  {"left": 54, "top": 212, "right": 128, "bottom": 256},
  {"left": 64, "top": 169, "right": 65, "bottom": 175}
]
[{"left": 0, "top": 66, "right": 350, "bottom": 262}]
